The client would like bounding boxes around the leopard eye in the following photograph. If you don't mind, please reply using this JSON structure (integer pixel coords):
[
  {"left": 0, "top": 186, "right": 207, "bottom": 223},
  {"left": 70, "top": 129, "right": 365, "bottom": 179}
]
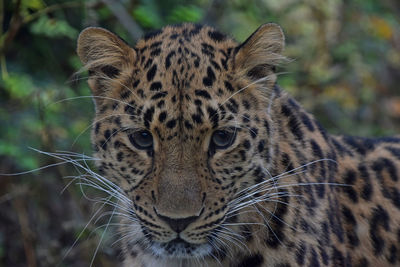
[
  {"left": 128, "top": 130, "right": 153, "bottom": 150},
  {"left": 211, "top": 129, "right": 236, "bottom": 149}
]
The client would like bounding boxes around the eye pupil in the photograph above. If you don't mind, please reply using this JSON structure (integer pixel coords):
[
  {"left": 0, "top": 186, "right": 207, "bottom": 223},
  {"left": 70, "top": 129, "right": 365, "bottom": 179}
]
[{"left": 129, "top": 130, "right": 153, "bottom": 149}]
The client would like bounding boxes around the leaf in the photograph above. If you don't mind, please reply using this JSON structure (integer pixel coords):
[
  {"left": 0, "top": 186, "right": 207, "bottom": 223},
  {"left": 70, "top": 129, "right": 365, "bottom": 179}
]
[
  {"left": 167, "top": 5, "right": 203, "bottom": 23},
  {"left": 2, "top": 73, "right": 35, "bottom": 99},
  {"left": 132, "top": 4, "right": 162, "bottom": 28},
  {"left": 369, "top": 16, "right": 393, "bottom": 40},
  {"left": 21, "top": 0, "right": 45, "bottom": 10},
  {"left": 30, "top": 15, "right": 78, "bottom": 39}
]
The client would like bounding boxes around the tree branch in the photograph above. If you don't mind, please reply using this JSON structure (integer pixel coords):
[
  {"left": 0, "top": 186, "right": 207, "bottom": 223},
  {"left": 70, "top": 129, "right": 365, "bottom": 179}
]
[{"left": 101, "top": 0, "right": 143, "bottom": 42}]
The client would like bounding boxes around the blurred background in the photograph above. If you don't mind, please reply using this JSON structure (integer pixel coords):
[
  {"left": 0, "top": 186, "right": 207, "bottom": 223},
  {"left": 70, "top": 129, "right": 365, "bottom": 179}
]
[{"left": 0, "top": 0, "right": 399, "bottom": 266}]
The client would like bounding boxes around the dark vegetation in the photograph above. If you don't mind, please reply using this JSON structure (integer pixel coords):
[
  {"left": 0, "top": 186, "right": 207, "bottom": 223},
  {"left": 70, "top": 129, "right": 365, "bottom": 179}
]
[{"left": 0, "top": 0, "right": 399, "bottom": 266}]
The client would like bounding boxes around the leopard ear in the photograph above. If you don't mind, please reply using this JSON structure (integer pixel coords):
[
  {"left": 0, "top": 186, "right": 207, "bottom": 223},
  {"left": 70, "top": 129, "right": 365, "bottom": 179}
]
[
  {"left": 234, "top": 23, "right": 285, "bottom": 84},
  {"left": 77, "top": 27, "right": 136, "bottom": 97}
]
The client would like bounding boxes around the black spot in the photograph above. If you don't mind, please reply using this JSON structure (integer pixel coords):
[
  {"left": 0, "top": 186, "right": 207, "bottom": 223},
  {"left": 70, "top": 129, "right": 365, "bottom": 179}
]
[
  {"left": 310, "top": 140, "right": 323, "bottom": 158},
  {"left": 331, "top": 248, "right": 345, "bottom": 266},
  {"left": 192, "top": 114, "right": 203, "bottom": 124},
  {"left": 237, "top": 253, "right": 264, "bottom": 267},
  {"left": 391, "top": 187, "right": 400, "bottom": 209},
  {"left": 370, "top": 205, "right": 390, "bottom": 255},
  {"left": 257, "top": 140, "right": 265, "bottom": 153},
  {"left": 195, "top": 89, "right": 211, "bottom": 99},
  {"left": 150, "top": 82, "right": 162, "bottom": 91},
  {"left": 114, "top": 140, "right": 121, "bottom": 149},
  {"left": 301, "top": 113, "right": 315, "bottom": 131},
  {"left": 158, "top": 111, "right": 167, "bottom": 123},
  {"left": 319, "top": 246, "right": 329, "bottom": 265},
  {"left": 207, "top": 107, "right": 219, "bottom": 129},
  {"left": 250, "top": 128, "right": 258, "bottom": 138},
  {"left": 243, "top": 140, "right": 251, "bottom": 149},
  {"left": 343, "top": 169, "right": 358, "bottom": 202},
  {"left": 169, "top": 33, "right": 179, "bottom": 39},
  {"left": 117, "top": 152, "right": 124, "bottom": 162},
  {"left": 210, "top": 60, "right": 221, "bottom": 70},
  {"left": 295, "top": 243, "right": 306, "bottom": 265},
  {"left": 224, "top": 81, "right": 234, "bottom": 92},
  {"left": 150, "top": 48, "right": 161, "bottom": 56},
  {"left": 124, "top": 104, "right": 135, "bottom": 116},
  {"left": 137, "top": 89, "right": 145, "bottom": 98},
  {"left": 343, "top": 136, "right": 367, "bottom": 155},
  {"left": 332, "top": 137, "right": 352, "bottom": 157},
  {"left": 264, "top": 120, "right": 270, "bottom": 135},
  {"left": 389, "top": 244, "right": 397, "bottom": 263},
  {"left": 157, "top": 100, "right": 165, "bottom": 108},
  {"left": 151, "top": 91, "right": 168, "bottom": 100},
  {"left": 120, "top": 90, "right": 131, "bottom": 99},
  {"left": 203, "top": 66, "right": 216, "bottom": 87},
  {"left": 310, "top": 247, "right": 320, "bottom": 267},
  {"left": 101, "top": 65, "right": 120, "bottom": 78},
  {"left": 358, "top": 164, "right": 373, "bottom": 200},
  {"left": 143, "top": 58, "right": 153, "bottom": 69},
  {"left": 242, "top": 100, "right": 250, "bottom": 110},
  {"left": 99, "top": 139, "right": 108, "bottom": 150},
  {"left": 143, "top": 107, "right": 155, "bottom": 129},
  {"left": 281, "top": 104, "right": 304, "bottom": 141},
  {"left": 184, "top": 120, "right": 193, "bottom": 129},
  {"left": 166, "top": 119, "right": 177, "bottom": 129},
  {"left": 147, "top": 64, "right": 157, "bottom": 81},
  {"left": 375, "top": 158, "right": 398, "bottom": 181},
  {"left": 165, "top": 51, "right": 176, "bottom": 69},
  {"left": 143, "top": 29, "right": 162, "bottom": 40},
  {"left": 342, "top": 206, "right": 359, "bottom": 247},
  {"left": 386, "top": 147, "right": 400, "bottom": 160},
  {"left": 132, "top": 79, "right": 140, "bottom": 88},
  {"left": 95, "top": 123, "right": 101, "bottom": 134},
  {"left": 208, "top": 30, "right": 226, "bottom": 42},
  {"left": 226, "top": 99, "right": 239, "bottom": 114},
  {"left": 104, "top": 129, "right": 111, "bottom": 140},
  {"left": 201, "top": 43, "right": 215, "bottom": 56},
  {"left": 281, "top": 104, "right": 292, "bottom": 117}
]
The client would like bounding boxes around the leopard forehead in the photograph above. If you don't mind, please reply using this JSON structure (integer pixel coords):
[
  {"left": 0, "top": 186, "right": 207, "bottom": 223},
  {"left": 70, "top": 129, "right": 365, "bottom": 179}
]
[{"left": 102, "top": 24, "right": 264, "bottom": 141}]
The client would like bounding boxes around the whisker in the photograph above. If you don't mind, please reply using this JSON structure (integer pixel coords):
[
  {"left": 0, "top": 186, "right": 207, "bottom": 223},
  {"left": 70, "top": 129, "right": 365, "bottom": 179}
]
[{"left": 90, "top": 206, "right": 116, "bottom": 267}]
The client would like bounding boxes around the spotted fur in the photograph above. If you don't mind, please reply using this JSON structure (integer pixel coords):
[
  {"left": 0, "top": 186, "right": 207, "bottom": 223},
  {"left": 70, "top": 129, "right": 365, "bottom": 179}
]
[{"left": 77, "top": 23, "right": 400, "bottom": 267}]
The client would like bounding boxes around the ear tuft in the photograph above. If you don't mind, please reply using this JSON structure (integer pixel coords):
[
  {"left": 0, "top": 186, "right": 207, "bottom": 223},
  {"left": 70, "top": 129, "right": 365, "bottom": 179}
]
[
  {"left": 77, "top": 27, "right": 136, "bottom": 100},
  {"left": 234, "top": 23, "right": 285, "bottom": 81}
]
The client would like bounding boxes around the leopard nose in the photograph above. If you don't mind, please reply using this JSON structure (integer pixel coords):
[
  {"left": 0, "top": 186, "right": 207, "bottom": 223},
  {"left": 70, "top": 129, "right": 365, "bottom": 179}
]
[{"left": 154, "top": 208, "right": 201, "bottom": 233}]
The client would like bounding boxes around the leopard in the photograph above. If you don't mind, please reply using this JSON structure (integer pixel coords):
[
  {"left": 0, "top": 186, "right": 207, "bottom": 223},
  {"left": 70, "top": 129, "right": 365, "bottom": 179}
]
[{"left": 76, "top": 23, "right": 400, "bottom": 267}]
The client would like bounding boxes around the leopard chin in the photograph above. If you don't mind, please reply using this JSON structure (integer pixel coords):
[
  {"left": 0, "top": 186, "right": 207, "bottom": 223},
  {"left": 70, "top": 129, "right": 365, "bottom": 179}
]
[{"left": 149, "top": 238, "right": 212, "bottom": 259}]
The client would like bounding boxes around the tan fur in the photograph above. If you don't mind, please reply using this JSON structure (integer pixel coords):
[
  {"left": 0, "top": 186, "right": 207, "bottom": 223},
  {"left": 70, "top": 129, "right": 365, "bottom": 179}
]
[{"left": 77, "top": 23, "right": 400, "bottom": 266}]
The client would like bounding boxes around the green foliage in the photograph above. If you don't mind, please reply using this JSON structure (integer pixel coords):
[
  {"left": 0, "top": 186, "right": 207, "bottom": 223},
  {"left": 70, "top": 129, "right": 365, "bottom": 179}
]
[
  {"left": 2, "top": 72, "right": 35, "bottom": 98},
  {"left": 133, "top": 2, "right": 163, "bottom": 28},
  {"left": 167, "top": 5, "right": 203, "bottom": 23},
  {"left": 30, "top": 15, "right": 79, "bottom": 39}
]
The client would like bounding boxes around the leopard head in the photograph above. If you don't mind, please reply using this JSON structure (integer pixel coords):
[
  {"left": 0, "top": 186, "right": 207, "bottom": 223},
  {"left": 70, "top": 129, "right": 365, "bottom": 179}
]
[{"left": 77, "top": 23, "right": 285, "bottom": 259}]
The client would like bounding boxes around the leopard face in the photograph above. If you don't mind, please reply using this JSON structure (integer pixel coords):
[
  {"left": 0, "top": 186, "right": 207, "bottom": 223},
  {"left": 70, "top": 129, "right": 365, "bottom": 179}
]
[{"left": 77, "top": 24, "right": 400, "bottom": 266}]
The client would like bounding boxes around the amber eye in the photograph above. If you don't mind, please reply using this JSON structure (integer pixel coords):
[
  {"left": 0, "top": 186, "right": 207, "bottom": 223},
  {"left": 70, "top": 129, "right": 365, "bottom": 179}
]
[
  {"left": 211, "top": 129, "right": 236, "bottom": 149},
  {"left": 128, "top": 130, "right": 153, "bottom": 150}
]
